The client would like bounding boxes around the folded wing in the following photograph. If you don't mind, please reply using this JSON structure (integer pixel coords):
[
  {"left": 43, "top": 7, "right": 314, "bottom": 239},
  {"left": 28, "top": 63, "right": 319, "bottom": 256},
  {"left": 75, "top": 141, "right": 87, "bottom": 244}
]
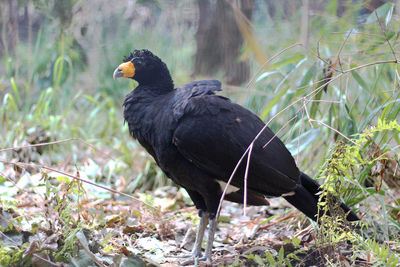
[{"left": 172, "top": 80, "right": 300, "bottom": 197}]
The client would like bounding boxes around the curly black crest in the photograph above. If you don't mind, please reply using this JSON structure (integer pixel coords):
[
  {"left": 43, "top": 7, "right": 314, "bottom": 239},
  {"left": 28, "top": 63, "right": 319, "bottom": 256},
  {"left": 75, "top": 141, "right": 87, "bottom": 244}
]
[{"left": 123, "top": 49, "right": 159, "bottom": 62}]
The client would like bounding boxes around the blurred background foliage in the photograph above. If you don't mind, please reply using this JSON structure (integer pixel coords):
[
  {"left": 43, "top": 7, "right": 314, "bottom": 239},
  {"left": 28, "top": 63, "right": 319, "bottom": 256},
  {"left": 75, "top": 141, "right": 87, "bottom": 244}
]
[
  {"left": 0, "top": 0, "right": 399, "bottom": 236},
  {"left": 0, "top": 0, "right": 400, "bottom": 265}
]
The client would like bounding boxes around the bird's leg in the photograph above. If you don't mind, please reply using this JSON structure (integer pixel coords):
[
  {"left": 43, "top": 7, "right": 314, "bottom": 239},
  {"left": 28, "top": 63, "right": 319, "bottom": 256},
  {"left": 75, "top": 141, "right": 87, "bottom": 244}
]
[
  {"left": 191, "top": 211, "right": 209, "bottom": 257},
  {"left": 200, "top": 215, "right": 217, "bottom": 263}
]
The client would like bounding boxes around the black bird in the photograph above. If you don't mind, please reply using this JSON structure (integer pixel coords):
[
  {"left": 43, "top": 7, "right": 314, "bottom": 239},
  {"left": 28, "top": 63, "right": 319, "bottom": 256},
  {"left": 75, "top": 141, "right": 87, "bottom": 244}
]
[{"left": 113, "top": 49, "right": 359, "bottom": 262}]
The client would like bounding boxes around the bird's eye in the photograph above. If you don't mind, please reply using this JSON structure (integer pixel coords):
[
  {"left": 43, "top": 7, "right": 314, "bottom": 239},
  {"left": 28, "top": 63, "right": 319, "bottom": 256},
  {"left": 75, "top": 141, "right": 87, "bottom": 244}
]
[{"left": 133, "top": 59, "right": 143, "bottom": 67}]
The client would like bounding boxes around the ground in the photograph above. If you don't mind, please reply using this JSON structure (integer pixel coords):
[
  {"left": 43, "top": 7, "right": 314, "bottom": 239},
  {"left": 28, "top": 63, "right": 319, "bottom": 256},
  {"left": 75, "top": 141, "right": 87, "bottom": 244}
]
[{"left": 0, "top": 161, "right": 360, "bottom": 267}]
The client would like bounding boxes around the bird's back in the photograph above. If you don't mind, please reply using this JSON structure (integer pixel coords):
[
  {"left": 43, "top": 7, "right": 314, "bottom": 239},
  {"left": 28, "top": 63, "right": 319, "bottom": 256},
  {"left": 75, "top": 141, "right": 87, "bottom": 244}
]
[{"left": 172, "top": 81, "right": 300, "bottom": 196}]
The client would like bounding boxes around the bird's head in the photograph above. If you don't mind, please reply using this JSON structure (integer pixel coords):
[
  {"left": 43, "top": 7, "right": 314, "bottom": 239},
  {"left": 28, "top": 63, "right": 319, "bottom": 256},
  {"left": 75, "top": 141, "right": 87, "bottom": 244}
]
[{"left": 113, "top": 49, "right": 173, "bottom": 89}]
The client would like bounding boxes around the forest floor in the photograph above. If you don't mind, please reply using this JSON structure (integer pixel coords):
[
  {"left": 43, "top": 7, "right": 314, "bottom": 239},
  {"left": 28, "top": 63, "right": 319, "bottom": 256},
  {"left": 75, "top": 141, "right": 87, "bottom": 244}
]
[{"left": 1, "top": 156, "right": 361, "bottom": 267}]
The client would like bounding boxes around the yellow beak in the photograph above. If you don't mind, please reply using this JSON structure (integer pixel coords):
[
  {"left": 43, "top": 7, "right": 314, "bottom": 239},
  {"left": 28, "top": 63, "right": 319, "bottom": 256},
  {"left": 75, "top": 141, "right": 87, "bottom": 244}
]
[{"left": 113, "top": 61, "right": 135, "bottom": 79}]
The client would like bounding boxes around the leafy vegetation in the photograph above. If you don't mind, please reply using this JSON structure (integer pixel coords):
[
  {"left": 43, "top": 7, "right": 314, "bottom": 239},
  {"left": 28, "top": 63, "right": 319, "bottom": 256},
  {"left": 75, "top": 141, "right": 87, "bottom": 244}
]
[{"left": 0, "top": 0, "right": 399, "bottom": 266}]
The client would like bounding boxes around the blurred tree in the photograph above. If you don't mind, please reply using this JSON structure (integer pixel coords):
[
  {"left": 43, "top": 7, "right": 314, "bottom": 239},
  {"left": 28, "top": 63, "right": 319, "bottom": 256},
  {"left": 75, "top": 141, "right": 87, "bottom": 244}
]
[
  {"left": 336, "top": 0, "right": 389, "bottom": 17},
  {"left": 52, "top": 0, "right": 76, "bottom": 29},
  {"left": 0, "top": 0, "right": 19, "bottom": 56},
  {"left": 359, "top": 0, "right": 387, "bottom": 16},
  {"left": 264, "top": 0, "right": 300, "bottom": 17},
  {"left": 193, "top": 0, "right": 254, "bottom": 85}
]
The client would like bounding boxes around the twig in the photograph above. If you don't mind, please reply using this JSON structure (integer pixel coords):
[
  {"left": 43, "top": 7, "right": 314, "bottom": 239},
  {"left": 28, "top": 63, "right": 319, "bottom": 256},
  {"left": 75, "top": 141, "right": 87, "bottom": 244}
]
[
  {"left": 314, "top": 29, "right": 352, "bottom": 75},
  {"left": 258, "top": 211, "right": 296, "bottom": 231},
  {"left": 76, "top": 235, "right": 107, "bottom": 267},
  {"left": 262, "top": 115, "right": 299, "bottom": 149},
  {"left": 309, "top": 99, "right": 341, "bottom": 104},
  {"left": 395, "top": 68, "right": 400, "bottom": 83},
  {"left": 342, "top": 59, "right": 398, "bottom": 73},
  {"left": 246, "top": 43, "right": 302, "bottom": 90},
  {"left": 0, "top": 231, "right": 20, "bottom": 245},
  {"left": 316, "top": 38, "right": 333, "bottom": 66},
  {"left": 335, "top": 29, "right": 353, "bottom": 72},
  {"left": 243, "top": 144, "right": 253, "bottom": 216},
  {"left": 374, "top": 10, "right": 398, "bottom": 62},
  {"left": 0, "top": 138, "right": 115, "bottom": 161},
  {"left": 0, "top": 138, "right": 78, "bottom": 152},
  {"left": 301, "top": 86, "right": 359, "bottom": 147},
  {"left": 302, "top": 98, "right": 313, "bottom": 127},
  {"left": 309, "top": 119, "right": 359, "bottom": 146},
  {"left": 0, "top": 159, "right": 159, "bottom": 211},
  {"left": 329, "top": 31, "right": 381, "bottom": 37},
  {"left": 32, "top": 254, "right": 60, "bottom": 267},
  {"left": 217, "top": 146, "right": 251, "bottom": 217}
]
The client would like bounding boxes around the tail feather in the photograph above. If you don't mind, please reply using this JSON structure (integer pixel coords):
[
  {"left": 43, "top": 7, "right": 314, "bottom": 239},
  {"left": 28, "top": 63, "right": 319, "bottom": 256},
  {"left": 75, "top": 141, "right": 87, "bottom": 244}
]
[{"left": 284, "top": 172, "right": 359, "bottom": 221}]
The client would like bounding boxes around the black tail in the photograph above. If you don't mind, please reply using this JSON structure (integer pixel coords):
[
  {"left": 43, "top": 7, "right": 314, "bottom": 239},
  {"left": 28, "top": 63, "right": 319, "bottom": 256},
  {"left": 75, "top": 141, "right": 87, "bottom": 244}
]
[{"left": 284, "top": 172, "right": 359, "bottom": 222}]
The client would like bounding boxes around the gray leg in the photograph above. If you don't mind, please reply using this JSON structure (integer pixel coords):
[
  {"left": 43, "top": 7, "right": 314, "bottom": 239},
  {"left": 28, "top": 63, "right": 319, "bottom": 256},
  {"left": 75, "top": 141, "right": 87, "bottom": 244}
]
[
  {"left": 191, "top": 212, "right": 209, "bottom": 257},
  {"left": 201, "top": 216, "right": 217, "bottom": 263}
]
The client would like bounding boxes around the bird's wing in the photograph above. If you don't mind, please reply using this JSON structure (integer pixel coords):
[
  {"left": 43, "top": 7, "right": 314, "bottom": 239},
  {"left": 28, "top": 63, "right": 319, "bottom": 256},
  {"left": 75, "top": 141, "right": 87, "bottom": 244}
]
[
  {"left": 178, "top": 80, "right": 222, "bottom": 94},
  {"left": 172, "top": 83, "right": 300, "bottom": 196},
  {"left": 173, "top": 80, "right": 222, "bottom": 118}
]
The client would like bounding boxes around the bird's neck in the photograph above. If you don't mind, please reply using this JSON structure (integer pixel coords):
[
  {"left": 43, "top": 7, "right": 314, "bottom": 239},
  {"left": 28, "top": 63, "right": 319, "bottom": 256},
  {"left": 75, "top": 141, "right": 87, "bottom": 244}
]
[
  {"left": 135, "top": 83, "right": 173, "bottom": 97},
  {"left": 158, "top": 71, "right": 174, "bottom": 91},
  {"left": 137, "top": 71, "right": 174, "bottom": 95}
]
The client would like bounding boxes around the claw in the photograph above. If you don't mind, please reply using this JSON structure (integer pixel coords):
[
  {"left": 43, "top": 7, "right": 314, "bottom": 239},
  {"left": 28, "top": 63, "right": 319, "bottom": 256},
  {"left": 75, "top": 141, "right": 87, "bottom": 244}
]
[
  {"left": 198, "top": 256, "right": 212, "bottom": 265},
  {"left": 179, "top": 251, "right": 202, "bottom": 259},
  {"left": 180, "top": 212, "right": 215, "bottom": 265}
]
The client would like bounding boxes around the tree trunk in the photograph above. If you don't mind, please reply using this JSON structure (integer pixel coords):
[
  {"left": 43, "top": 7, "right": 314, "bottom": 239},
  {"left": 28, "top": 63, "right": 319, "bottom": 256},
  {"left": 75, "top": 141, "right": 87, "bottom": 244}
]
[
  {"left": 193, "top": 0, "right": 254, "bottom": 85},
  {"left": 1, "top": 0, "right": 19, "bottom": 56},
  {"left": 193, "top": 0, "right": 222, "bottom": 76}
]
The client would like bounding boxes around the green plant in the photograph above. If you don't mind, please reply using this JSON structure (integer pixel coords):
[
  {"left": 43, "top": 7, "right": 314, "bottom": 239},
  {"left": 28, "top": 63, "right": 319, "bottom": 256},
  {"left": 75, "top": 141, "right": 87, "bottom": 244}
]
[
  {"left": 314, "top": 119, "right": 400, "bottom": 265},
  {"left": 246, "top": 238, "right": 304, "bottom": 267}
]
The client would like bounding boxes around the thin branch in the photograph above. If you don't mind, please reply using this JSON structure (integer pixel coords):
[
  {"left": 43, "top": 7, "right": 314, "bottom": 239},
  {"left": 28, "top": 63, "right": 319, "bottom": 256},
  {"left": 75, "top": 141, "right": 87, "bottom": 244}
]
[
  {"left": 303, "top": 98, "right": 313, "bottom": 127},
  {"left": 329, "top": 31, "right": 383, "bottom": 38},
  {"left": 309, "top": 119, "right": 359, "bottom": 146},
  {"left": 0, "top": 138, "right": 78, "bottom": 152},
  {"left": 375, "top": 10, "right": 398, "bottom": 62},
  {"left": 395, "top": 68, "right": 400, "bottom": 83},
  {"left": 308, "top": 99, "right": 341, "bottom": 104},
  {"left": 245, "top": 43, "right": 302, "bottom": 90},
  {"left": 336, "top": 29, "right": 352, "bottom": 67},
  {"left": 0, "top": 138, "right": 115, "bottom": 161},
  {"left": 32, "top": 254, "right": 60, "bottom": 267},
  {"left": 243, "top": 143, "right": 253, "bottom": 216},
  {"left": 216, "top": 146, "right": 251, "bottom": 217},
  {"left": 0, "top": 231, "right": 20, "bottom": 245},
  {"left": 257, "top": 211, "right": 296, "bottom": 231},
  {"left": 0, "top": 159, "right": 159, "bottom": 211},
  {"left": 314, "top": 29, "right": 351, "bottom": 75},
  {"left": 342, "top": 59, "right": 398, "bottom": 73},
  {"left": 262, "top": 115, "right": 299, "bottom": 149},
  {"left": 77, "top": 237, "right": 107, "bottom": 267},
  {"left": 315, "top": 37, "right": 340, "bottom": 66}
]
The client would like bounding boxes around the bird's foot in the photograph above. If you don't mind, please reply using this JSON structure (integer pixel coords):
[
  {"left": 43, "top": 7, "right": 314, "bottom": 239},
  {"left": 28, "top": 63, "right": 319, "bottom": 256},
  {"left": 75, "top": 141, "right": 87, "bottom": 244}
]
[
  {"left": 197, "top": 256, "right": 212, "bottom": 264},
  {"left": 180, "top": 255, "right": 212, "bottom": 266},
  {"left": 179, "top": 251, "right": 202, "bottom": 259}
]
